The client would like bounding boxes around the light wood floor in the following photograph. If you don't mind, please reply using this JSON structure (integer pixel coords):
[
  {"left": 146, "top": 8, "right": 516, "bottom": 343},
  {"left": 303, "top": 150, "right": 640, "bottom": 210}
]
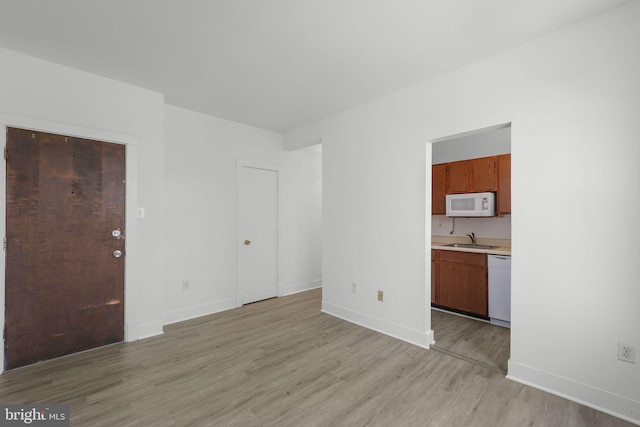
[
  {"left": 431, "top": 308, "right": 510, "bottom": 374},
  {"left": 0, "top": 288, "right": 632, "bottom": 426}
]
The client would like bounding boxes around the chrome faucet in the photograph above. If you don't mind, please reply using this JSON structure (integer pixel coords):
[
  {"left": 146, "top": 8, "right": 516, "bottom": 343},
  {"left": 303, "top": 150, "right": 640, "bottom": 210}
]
[{"left": 466, "top": 232, "right": 477, "bottom": 245}]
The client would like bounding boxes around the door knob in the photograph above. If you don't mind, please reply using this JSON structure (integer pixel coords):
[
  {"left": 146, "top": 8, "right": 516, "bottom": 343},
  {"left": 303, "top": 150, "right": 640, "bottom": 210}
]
[
  {"left": 244, "top": 240, "right": 251, "bottom": 245},
  {"left": 113, "top": 250, "right": 123, "bottom": 258}
]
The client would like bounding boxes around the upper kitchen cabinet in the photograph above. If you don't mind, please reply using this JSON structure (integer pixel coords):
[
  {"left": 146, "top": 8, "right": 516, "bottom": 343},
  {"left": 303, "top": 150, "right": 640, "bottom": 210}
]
[
  {"left": 446, "top": 156, "right": 497, "bottom": 194},
  {"left": 432, "top": 164, "right": 447, "bottom": 215},
  {"left": 432, "top": 153, "right": 510, "bottom": 216},
  {"left": 471, "top": 156, "right": 498, "bottom": 192},
  {"left": 497, "top": 154, "right": 511, "bottom": 215},
  {"left": 446, "top": 160, "right": 470, "bottom": 193}
]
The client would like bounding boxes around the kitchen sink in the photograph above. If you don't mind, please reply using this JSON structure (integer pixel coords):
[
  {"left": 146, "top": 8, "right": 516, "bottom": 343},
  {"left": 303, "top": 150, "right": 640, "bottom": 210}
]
[{"left": 443, "top": 243, "right": 498, "bottom": 250}]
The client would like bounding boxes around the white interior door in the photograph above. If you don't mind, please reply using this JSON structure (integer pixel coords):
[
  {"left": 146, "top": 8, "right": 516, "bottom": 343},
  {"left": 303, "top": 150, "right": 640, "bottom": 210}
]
[{"left": 237, "top": 163, "right": 279, "bottom": 305}]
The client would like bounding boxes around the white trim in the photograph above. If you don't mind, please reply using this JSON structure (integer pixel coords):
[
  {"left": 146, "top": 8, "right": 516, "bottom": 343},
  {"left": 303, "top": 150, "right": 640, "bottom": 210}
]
[
  {"left": 322, "top": 301, "right": 435, "bottom": 350},
  {"left": 425, "top": 141, "right": 432, "bottom": 336},
  {"left": 236, "top": 158, "right": 283, "bottom": 172},
  {"left": 235, "top": 159, "right": 282, "bottom": 307},
  {"left": 0, "top": 113, "right": 141, "bottom": 373},
  {"left": 429, "top": 122, "right": 511, "bottom": 144},
  {"left": 0, "top": 113, "right": 140, "bottom": 146},
  {"left": 125, "top": 322, "right": 139, "bottom": 343},
  {"left": 235, "top": 292, "right": 244, "bottom": 308},
  {"left": 507, "top": 361, "right": 640, "bottom": 426},
  {"left": 136, "top": 321, "right": 164, "bottom": 340},
  {"left": 163, "top": 298, "right": 236, "bottom": 325},
  {"left": 279, "top": 278, "right": 322, "bottom": 296},
  {"left": 431, "top": 306, "right": 492, "bottom": 324}
]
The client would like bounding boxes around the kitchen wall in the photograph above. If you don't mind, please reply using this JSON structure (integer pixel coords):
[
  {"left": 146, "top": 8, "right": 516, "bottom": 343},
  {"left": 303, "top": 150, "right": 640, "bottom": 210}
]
[
  {"left": 284, "top": 2, "right": 640, "bottom": 423},
  {"left": 432, "top": 125, "right": 510, "bottom": 164},
  {"left": 432, "top": 126, "right": 511, "bottom": 240},
  {"left": 163, "top": 105, "right": 322, "bottom": 324},
  {"left": 431, "top": 216, "right": 511, "bottom": 240}
]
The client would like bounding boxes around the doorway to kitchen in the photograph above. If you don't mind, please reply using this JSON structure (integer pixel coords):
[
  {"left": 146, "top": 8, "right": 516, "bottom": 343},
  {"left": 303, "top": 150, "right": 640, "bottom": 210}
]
[{"left": 428, "top": 123, "right": 511, "bottom": 374}]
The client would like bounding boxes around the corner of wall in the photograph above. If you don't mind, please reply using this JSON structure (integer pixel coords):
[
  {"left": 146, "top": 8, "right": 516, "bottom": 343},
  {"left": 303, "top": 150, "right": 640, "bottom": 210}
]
[
  {"left": 507, "top": 361, "right": 640, "bottom": 425},
  {"left": 279, "top": 279, "right": 322, "bottom": 297},
  {"left": 322, "top": 301, "right": 432, "bottom": 350}
]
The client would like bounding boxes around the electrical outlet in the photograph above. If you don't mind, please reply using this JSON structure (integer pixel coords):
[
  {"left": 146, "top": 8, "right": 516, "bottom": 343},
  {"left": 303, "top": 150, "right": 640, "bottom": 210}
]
[
  {"left": 182, "top": 280, "right": 190, "bottom": 291},
  {"left": 351, "top": 282, "right": 357, "bottom": 293},
  {"left": 377, "top": 290, "right": 383, "bottom": 302},
  {"left": 618, "top": 342, "right": 636, "bottom": 363}
]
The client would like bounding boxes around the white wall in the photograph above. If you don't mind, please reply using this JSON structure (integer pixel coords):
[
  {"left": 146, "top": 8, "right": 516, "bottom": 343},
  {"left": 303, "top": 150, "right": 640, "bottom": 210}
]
[
  {"left": 432, "top": 125, "right": 511, "bottom": 164},
  {"left": 0, "top": 48, "right": 323, "bottom": 360},
  {"left": 285, "top": 2, "right": 640, "bottom": 424},
  {"left": 279, "top": 145, "right": 323, "bottom": 294},
  {"left": 163, "top": 105, "right": 322, "bottom": 324},
  {"left": 0, "top": 47, "right": 166, "bottom": 340}
]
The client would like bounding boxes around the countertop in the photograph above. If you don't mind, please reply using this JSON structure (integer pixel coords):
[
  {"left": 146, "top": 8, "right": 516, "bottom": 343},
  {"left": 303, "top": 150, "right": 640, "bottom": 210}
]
[{"left": 431, "top": 236, "right": 511, "bottom": 256}]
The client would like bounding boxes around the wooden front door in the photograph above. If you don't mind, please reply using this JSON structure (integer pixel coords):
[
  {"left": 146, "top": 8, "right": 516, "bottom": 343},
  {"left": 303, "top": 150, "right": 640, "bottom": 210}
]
[{"left": 5, "top": 127, "right": 126, "bottom": 370}]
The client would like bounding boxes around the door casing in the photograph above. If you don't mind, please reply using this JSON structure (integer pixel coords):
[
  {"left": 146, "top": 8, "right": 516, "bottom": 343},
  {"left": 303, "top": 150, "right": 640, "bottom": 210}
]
[
  {"left": 236, "top": 159, "right": 282, "bottom": 306},
  {"left": 0, "top": 113, "right": 140, "bottom": 374}
]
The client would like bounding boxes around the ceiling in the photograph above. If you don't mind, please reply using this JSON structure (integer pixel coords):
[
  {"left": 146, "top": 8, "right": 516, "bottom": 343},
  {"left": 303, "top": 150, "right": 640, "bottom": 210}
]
[{"left": 0, "top": 0, "right": 633, "bottom": 134}]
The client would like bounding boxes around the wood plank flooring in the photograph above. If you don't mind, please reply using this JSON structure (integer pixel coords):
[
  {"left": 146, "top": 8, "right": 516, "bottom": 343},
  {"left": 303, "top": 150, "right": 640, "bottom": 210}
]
[
  {"left": 0, "top": 288, "right": 633, "bottom": 426},
  {"left": 431, "top": 308, "right": 510, "bottom": 374}
]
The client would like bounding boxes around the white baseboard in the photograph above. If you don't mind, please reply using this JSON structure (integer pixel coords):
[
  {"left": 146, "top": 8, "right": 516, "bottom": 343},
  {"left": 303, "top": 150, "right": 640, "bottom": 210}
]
[
  {"left": 136, "top": 320, "right": 164, "bottom": 340},
  {"left": 163, "top": 298, "right": 236, "bottom": 325},
  {"left": 322, "top": 301, "right": 434, "bottom": 350},
  {"left": 279, "top": 278, "right": 322, "bottom": 296},
  {"left": 235, "top": 292, "right": 243, "bottom": 308},
  {"left": 508, "top": 360, "right": 640, "bottom": 425},
  {"left": 125, "top": 321, "right": 139, "bottom": 342}
]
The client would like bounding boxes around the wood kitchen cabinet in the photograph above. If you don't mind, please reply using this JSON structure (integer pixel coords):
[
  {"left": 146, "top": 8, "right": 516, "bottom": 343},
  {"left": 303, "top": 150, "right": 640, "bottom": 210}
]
[
  {"left": 446, "top": 160, "right": 470, "bottom": 193},
  {"left": 431, "top": 250, "right": 439, "bottom": 305},
  {"left": 497, "top": 154, "right": 511, "bottom": 215},
  {"left": 432, "top": 164, "right": 446, "bottom": 215},
  {"left": 432, "top": 250, "right": 488, "bottom": 318},
  {"left": 446, "top": 156, "right": 497, "bottom": 194},
  {"left": 432, "top": 153, "right": 510, "bottom": 216},
  {"left": 471, "top": 156, "right": 498, "bottom": 192}
]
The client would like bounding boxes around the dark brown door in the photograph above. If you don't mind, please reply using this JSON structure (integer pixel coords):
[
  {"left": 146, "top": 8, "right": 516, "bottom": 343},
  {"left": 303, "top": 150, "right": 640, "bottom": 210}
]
[{"left": 5, "top": 127, "right": 125, "bottom": 370}]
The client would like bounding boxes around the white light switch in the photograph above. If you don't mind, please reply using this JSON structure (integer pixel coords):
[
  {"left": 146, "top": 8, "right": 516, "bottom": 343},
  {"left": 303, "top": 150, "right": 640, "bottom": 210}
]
[{"left": 137, "top": 207, "right": 145, "bottom": 219}]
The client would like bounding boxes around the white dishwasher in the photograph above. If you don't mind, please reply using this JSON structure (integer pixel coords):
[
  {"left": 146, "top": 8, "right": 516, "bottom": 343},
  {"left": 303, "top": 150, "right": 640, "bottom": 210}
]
[{"left": 488, "top": 255, "right": 511, "bottom": 328}]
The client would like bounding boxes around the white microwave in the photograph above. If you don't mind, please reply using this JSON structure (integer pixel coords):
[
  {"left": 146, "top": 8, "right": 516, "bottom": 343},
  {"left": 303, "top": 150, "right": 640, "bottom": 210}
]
[{"left": 446, "top": 192, "right": 496, "bottom": 217}]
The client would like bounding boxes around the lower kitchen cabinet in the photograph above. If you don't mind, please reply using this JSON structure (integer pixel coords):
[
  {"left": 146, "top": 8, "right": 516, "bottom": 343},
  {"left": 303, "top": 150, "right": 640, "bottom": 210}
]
[
  {"left": 432, "top": 250, "right": 488, "bottom": 318},
  {"left": 431, "top": 250, "right": 439, "bottom": 305}
]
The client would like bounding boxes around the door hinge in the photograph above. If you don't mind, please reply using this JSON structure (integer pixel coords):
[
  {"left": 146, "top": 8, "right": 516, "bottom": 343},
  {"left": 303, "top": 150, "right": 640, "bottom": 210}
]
[
  {"left": 4, "top": 146, "right": 7, "bottom": 161},
  {"left": 3, "top": 236, "right": 6, "bottom": 252}
]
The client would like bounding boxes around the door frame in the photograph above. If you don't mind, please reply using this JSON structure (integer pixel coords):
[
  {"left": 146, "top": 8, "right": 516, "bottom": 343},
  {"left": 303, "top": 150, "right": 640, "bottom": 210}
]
[
  {"left": 235, "top": 159, "right": 282, "bottom": 307},
  {"left": 0, "top": 113, "right": 141, "bottom": 373}
]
